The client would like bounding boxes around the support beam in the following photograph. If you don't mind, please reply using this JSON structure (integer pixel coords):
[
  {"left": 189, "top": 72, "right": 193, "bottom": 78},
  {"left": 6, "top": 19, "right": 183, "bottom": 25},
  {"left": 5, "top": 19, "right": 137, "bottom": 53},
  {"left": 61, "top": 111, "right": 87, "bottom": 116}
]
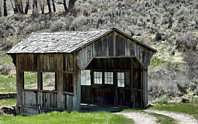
[
  {"left": 90, "top": 70, "right": 94, "bottom": 104},
  {"left": 16, "top": 70, "right": 24, "bottom": 113},
  {"left": 56, "top": 56, "right": 64, "bottom": 109},
  {"left": 37, "top": 72, "right": 43, "bottom": 90},
  {"left": 114, "top": 71, "right": 118, "bottom": 105},
  {"left": 73, "top": 68, "right": 81, "bottom": 110},
  {"left": 57, "top": 71, "right": 64, "bottom": 109},
  {"left": 142, "top": 68, "right": 148, "bottom": 107}
]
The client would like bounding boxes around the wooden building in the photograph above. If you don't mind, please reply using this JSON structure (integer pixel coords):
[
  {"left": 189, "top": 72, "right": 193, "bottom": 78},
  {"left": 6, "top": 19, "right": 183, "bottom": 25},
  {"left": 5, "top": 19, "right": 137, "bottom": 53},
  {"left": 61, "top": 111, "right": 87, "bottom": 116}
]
[{"left": 7, "top": 28, "right": 156, "bottom": 114}]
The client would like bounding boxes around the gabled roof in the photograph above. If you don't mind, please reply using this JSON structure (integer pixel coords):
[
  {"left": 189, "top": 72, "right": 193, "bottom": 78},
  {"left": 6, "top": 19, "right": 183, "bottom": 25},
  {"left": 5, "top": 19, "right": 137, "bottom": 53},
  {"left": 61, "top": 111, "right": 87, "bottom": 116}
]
[{"left": 7, "top": 28, "right": 156, "bottom": 54}]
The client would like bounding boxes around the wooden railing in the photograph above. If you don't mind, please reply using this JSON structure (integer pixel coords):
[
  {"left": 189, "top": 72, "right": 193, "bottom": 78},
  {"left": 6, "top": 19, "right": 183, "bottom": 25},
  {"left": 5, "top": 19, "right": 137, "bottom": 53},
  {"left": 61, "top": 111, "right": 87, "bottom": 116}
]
[
  {"left": 23, "top": 90, "right": 58, "bottom": 109},
  {"left": 22, "top": 90, "right": 73, "bottom": 111}
]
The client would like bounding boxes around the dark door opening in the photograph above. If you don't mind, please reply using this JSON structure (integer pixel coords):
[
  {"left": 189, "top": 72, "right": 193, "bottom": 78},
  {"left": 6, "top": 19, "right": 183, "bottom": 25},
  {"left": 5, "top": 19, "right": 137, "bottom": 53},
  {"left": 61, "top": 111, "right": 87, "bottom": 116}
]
[{"left": 81, "top": 70, "right": 131, "bottom": 107}]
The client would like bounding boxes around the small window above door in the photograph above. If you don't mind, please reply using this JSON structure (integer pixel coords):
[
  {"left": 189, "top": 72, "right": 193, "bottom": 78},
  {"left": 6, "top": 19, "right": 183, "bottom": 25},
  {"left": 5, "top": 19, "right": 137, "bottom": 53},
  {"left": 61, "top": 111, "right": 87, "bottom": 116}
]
[
  {"left": 104, "top": 72, "right": 113, "bottom": 84},
  {"left": 117, "top": 72, "right": 125, "bottom": 87},
  {"left": 81, "top": 70, "right": 91, "bottom": 85},
  {"left": 94, "top": 72, "right": 102, "bottom": 84}
]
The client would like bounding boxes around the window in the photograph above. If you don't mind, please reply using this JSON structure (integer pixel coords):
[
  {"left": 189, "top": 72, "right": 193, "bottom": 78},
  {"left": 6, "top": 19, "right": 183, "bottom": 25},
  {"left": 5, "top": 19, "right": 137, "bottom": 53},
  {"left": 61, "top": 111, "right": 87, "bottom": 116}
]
[
  {"left": 43, "top": 72, "right": 55, "bottom": 91},
  {"left": 117, "top": 72, "right": 125, "bottom": 87},
  {"left": 105, "top": 72, "right": 113, "bottom": 84},
  {"left": 24, "top": 72, "right": 37, "bottom": 89},
  {"left": 81, "top": 70, "right": 91, "bottom": 85},
  {"left": 94, "top": 72, "right": 102, "bottom": 84}
]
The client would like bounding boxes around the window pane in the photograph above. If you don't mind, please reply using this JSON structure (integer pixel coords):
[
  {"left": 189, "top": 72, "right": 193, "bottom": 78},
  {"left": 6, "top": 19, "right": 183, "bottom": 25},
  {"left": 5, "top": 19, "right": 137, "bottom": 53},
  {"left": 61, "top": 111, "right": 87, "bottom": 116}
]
[
  {"left": 43, "top": 72, "right": 55, "bottom": 91},
  {"left": 81, "top": 70, "right": 91, "bottom": 85},
  {"left": 105, "top": 72, "right": 113, "bottom": 84},
  {"left": 24, "top": 72, "right": 37, "bottom": 89},
  {"left": 94, "top": 72, "right": 102, "bottom": 84},
  {"left": 117, "top": 72, "right": 125, "bottom": 87}
]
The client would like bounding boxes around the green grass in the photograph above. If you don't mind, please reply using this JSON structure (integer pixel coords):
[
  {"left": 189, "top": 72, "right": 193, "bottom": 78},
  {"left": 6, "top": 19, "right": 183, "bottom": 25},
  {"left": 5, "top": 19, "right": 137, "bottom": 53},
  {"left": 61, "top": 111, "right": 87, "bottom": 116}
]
[
  {"left": 150, "top": 56, "right": 166, "bottom": 67},
  {"left": 0, "top": 98, "right": 16, "bottom": 107},
  {"left": 149, "top": 113, "right": 176, "bottom": 124},
  {"left": 0, "top": 111, "right": 134, "bottom": 124},
  {"left": 0, "top": 74, "right": 16, "bottom": 92},
  {"left": 0, "top": 99, "right": 133, "bottom": 124},
  {"left": 0, "top": 72, "right": 38, "bottom": 92},
  {"left": 152, "top": 103, "right": 198, "bottom": 119}
]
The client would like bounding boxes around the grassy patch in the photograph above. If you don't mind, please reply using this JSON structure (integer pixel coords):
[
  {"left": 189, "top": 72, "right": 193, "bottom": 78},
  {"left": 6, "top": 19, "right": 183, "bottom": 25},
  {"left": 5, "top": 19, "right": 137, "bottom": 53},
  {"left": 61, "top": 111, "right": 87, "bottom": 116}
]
[
  {"left": 0, "top": 72, "right": 39, "bottom": 92},
  {"left": 0, "top": 74, "right": 16, "bottom": 92},
  {"left": 152, "top": 103, "right": 198, "bottom": 119},
  {"left": 0, "top": 98, "right": 16, "bottom": 107},
  {"left": 150, "top": 56, "right": 166, "bottom": 67},
  {"left": 0, "top": 111, "right": 134, "bottom": 124},
  {"left": 149, "top": 113, "right": 176, "bottom": 124}
]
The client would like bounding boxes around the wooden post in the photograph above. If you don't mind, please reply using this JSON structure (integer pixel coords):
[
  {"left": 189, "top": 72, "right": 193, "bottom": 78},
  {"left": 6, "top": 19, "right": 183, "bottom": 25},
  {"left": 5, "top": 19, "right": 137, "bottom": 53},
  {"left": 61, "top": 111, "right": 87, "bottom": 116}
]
[
  {"left": 37, "top": 71, "right": 42, "bottom": 112},
  {"left": 114, "top": 71, "right": 118, "bottom": 105},
  {"left": 56, "top": 56, "right": 64, "bottom": 109},
  {"left": 16, "top": 70, "right": 24, "bottom": 113},
  {"left": 73, "top": 68, "right": 81, "bottom": 110},
  {"left": 37, "top": 72, "right": 43, "bottom": 90},
  {"left": 142, "top": 67, "right": 148, "bottom": 107},
  {"left": 130, "top": 59, "right": 135, "bottom": 107},
  {"left": 90, "top": 70, "right": 94, "bottom": 104},
  {"left": 57, "top": 70, "right": 64, "bottom": 109}
]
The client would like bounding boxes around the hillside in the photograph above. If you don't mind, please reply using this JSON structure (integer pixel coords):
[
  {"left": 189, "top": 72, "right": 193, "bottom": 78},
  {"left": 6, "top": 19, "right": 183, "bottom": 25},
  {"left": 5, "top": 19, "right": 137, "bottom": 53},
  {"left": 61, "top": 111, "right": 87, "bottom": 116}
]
[{"left": 0, "top": 0, "right": 198, "bottom": 102}]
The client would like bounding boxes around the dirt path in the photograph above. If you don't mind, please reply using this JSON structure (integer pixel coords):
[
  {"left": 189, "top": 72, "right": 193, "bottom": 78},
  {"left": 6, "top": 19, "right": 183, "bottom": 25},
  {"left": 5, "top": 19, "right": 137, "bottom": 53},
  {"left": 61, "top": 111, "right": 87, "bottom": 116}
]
[
  {"left": 145, "top": 110, "right": 198, "bottom": 124},
  {"left": 116, "top": 112, "right": 158, "bottom": 124}
]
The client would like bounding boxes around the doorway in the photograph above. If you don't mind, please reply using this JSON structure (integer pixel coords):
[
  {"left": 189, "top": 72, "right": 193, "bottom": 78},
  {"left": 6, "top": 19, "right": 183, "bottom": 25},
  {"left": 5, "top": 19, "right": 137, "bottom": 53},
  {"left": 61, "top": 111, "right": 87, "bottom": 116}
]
[{"left": 81, "top": 70, "right": 131, "bottom": 107}]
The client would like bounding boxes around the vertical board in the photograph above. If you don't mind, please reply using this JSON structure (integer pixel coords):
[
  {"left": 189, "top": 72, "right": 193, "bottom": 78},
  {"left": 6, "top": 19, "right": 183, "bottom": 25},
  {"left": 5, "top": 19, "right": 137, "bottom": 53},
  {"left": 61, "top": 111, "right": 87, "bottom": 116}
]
[
  {"left": 64, "top": 54, "right": 75, "bottom": 72},
  {"left": 108, "top": 34, "right": 114, "bottom": 56},
  {"left": 115, "top": 34, "right": 125, "bottom": 56}
]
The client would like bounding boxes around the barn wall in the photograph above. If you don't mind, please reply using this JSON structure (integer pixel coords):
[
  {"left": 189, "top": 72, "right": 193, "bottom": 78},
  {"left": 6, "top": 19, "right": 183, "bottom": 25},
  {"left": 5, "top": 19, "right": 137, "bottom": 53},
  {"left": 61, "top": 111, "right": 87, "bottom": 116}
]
[
  {"left": 77, "top": 31, "right": 153, "bottom": 108},
  {"left": 77, "top": 31, "right": 154, "bottom": 69},
  {"left": 15, "top": 53, "right": 79, "bottom": 114}
]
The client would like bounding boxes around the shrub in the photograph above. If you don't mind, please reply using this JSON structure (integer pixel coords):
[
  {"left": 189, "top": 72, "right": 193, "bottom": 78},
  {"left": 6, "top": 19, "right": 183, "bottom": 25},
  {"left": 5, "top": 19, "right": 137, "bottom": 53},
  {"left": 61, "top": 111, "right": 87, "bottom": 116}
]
[
  {"left": 176, "top": 32, "right": 198, "bottom": 51},
  {"left": 154, "top": 95, "right": 169, "bottom": 104},
  {"left": 150, "top": 56, "right": 166, "bottom": 67},
  {"left": 70, "top": 15, "right": 89, "bottom": 30}
]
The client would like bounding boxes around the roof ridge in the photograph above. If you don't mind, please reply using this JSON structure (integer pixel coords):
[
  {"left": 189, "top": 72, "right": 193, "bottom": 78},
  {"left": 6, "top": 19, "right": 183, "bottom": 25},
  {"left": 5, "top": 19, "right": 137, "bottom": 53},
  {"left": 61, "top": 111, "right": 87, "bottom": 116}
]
[{"left": 31, "top": 29, "right": 111, "bottom": 35}]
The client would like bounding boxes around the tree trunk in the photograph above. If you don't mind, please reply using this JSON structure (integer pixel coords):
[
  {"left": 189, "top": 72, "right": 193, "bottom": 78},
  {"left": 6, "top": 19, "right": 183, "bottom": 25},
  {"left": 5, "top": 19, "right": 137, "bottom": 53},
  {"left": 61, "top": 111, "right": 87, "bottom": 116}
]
[
  {"left": 0, "top": 0, "right": 2, "bottom": 17},
  {"left": 24, "top": 0, "right": 29, "bottom": 14},
  {"left": 9, "top": 0, "right": 16, "bottom": 14},
  {"left": 63, "top": 0, "right": 68, "bottom": 12},
  {"left": 19, "top": 0, "right": 23, "bottom": 13},
  {"left": 3, "top": 0, "right": 7, "bottom": 16},
  {"left": 47, "top": 0, "right": 51, "bottom": 13},
  {"left": 68, "top": 0, "right": 77, "bottom": 11},
  {"left": 14, "top": 0, "right": 23, "bottom": 14},
  {"left": 39, "top": 0, "right": 45, "bottom": 14},
  {"left": 52, "top": 0, "right": 56, "bottom": 12},
  {"left": 32, "top": 0, "right": 38, "bottom": 16}
]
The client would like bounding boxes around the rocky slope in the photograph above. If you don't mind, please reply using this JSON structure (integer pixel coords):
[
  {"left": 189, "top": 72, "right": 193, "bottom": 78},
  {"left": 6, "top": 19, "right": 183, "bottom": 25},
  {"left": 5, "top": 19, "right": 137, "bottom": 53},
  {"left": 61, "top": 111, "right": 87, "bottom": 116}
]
[{"left": 0, "top": 0, "right": 198, "bottom": 102}]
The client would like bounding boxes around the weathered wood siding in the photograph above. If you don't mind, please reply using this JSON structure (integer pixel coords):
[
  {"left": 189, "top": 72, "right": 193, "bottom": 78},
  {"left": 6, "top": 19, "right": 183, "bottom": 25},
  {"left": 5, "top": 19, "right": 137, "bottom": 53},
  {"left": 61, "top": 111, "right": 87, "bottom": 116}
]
[
  {"left": 13, "top": 30, "right": 155, "bottom": 114},
  {"left": 77, "top": 31, "right": 154, "bottom": 69},
  {"left": 77, "top": 31, "right": 154, "bottom": 108},
  {"left": 22, "top": 90, "right": 74, "bottom": 113},
  {"left": 15, "top": 53, "right": 79, "bottom": 114}
]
